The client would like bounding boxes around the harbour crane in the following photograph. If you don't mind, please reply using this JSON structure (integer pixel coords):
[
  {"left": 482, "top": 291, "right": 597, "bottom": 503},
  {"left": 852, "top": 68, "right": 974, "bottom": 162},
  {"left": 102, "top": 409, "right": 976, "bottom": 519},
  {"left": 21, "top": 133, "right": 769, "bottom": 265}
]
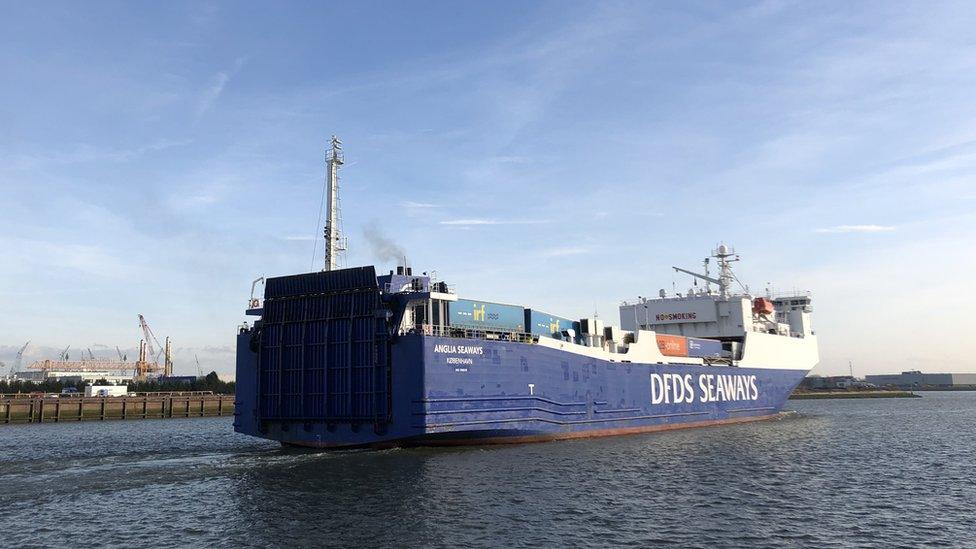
[
  {"left": 195, "top": 354, "right": 203, "bottom": 377},
  {"left": 137, "top": 314, "right": 165, "bottom": 364},
  {"left": 59, "top": 345, "right": 70, "bottom": 362},
  {"left": 133, "top": 314, "right": 166, "bottom": 378},
  {"left": 14, "top": 341, "right": 30, "bottom": 372},
  {"left": 116, "top": 346, "right": 127, "bottom": 361}
]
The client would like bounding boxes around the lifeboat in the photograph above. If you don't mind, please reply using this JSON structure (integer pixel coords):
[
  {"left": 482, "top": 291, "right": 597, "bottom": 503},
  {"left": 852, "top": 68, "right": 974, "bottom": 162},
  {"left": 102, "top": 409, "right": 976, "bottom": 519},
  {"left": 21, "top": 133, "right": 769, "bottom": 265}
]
[{"left": 752, "top": 297, "right": 775, "bottom": 316}]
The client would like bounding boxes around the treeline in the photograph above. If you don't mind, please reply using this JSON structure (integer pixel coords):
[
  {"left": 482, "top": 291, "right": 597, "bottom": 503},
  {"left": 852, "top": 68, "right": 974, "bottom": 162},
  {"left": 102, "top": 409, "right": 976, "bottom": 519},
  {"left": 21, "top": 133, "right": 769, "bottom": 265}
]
[
  {"left": 0, "top": 378, "right": 86, "bottom": 395},
  {"left": 129, "top": 372, "right": 235, "bottom": 394},
  {"left": 0, "top": 371, "right": 235, "bottom": 395}
]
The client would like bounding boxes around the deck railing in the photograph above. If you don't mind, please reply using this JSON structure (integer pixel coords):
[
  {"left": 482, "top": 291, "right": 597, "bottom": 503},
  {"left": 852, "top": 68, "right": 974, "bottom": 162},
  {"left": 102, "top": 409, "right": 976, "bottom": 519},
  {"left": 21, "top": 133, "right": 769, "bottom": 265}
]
[{"left": 403, "top": 324, "right": 538, "bottom": 344}]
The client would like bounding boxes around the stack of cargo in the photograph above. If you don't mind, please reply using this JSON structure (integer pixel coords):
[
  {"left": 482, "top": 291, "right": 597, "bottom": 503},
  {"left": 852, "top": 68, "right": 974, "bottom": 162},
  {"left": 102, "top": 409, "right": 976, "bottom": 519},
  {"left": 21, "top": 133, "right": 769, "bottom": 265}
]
[
  {"left": 524, "top": 309, "right": 579, "bottom": 340},
  {"left": 448, "top": 299, "right": 525, "bottom": 332},
  {"left": 655, "top": 334, "right": 722, "bottom": 358},
  {"left": 687, "top": 337, "right": 723, "bottom": 358}
]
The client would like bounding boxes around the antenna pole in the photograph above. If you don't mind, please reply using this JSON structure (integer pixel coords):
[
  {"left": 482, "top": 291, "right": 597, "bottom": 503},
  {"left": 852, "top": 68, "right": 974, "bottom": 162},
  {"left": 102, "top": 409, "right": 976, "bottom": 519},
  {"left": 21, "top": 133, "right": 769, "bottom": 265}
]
[
  {"left": 323, "top": 135, "right": 347, "bottom": 271},
  {"left": 711, "top": 244, "right": 740, "bottom": 299},
  {"left": 703, "top": 257, "right": 711, "bottom": 294}
]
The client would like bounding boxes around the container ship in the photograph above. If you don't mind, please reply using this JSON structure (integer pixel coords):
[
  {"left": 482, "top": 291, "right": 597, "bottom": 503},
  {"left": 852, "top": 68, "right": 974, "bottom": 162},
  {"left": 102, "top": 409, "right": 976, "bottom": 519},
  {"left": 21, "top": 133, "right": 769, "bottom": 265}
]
[{"left": 233, "top": 138, "right": 819, "bottom": 448}]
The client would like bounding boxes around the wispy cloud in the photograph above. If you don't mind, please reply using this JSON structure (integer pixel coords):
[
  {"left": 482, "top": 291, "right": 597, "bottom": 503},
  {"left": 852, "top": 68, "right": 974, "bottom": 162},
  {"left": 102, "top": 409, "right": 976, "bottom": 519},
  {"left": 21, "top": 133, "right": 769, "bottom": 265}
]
[
  {"left": 439, "top": 218, "right": 549, "bottom": 226},
  {"left": 541, "top": 246, "right": 588, "bottom": 257},
  {"left": 197, "top": 72, "right": 229, "bottom": 116},
  {"left": 191, "top": 2, "right": 219, "bottom": 28},
  {"left": 402, "top": 201, "right": 442, "bottom": 218},
  {"left": 196, "top": 58, "right": 246, "bottom": 117},
  {"left": 402, "top": 201, "right": 440, "bottom": 209},
  {"left": 177, "top": 182, "right": 229, "bottom": 207},
  {"left": 2, "top": 237, "right": 139, "bottom": 279},
  {"left": 5, "top": 139, "right": 192, "bottom": 170},
  {"left": 4, "top": 2, "right": 974, "bottom": 377},
  {"left": 490, "top": 155, "right": 529, "bottom": 164},
  {"left": 815, "top": 225, "right": 897, "bottom": 234}
]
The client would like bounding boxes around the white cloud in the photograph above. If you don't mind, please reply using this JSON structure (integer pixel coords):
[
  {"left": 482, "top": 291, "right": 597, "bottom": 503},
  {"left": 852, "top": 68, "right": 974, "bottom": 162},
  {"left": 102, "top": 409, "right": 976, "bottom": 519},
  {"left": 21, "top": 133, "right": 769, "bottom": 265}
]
[
  {"left": 402, "top": 201, "right": 440, "bottom": 208},
  {"left": 815, "top": 225, "right": 897, "bottom": 234},
  {"left": 281, "top": 235, "right": 314, "bottom": 241},
  {"left": 439, "top": 218, "right": 548, "bottom": 226}
]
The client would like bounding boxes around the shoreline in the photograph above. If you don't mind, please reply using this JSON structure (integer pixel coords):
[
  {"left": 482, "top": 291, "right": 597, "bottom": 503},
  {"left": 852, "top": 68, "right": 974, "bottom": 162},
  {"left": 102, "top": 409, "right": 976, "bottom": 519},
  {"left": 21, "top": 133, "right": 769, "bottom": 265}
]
[{"left": 790, "top": 390, "right": 920, "bottom": 400}]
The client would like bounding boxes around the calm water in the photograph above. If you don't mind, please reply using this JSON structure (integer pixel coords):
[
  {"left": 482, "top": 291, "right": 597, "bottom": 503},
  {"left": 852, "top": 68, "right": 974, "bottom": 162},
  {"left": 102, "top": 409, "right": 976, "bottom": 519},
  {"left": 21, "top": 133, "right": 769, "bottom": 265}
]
[{"left": 1, "top": 392, "right": 974, "bottom": 548}]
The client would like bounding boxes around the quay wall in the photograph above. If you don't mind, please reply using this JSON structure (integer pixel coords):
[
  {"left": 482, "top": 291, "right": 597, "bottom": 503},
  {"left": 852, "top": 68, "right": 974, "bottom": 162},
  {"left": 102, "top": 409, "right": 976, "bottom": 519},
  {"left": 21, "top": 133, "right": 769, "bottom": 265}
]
[{"left": 0, "top": 394, "right": 236, "bottom": 424}]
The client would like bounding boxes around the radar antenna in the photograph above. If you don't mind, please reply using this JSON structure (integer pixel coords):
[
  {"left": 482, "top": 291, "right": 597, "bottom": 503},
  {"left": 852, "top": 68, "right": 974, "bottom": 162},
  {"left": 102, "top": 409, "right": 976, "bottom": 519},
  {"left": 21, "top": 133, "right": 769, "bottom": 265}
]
[
  {"left": 672, "top": 244, "right": 741, "bottom": 298},
  {"left": 712, "top": 244, "right": 740, "bottom": 298},
  {"left": 323, "top": 135, "right": 348, "bottom": 271}
]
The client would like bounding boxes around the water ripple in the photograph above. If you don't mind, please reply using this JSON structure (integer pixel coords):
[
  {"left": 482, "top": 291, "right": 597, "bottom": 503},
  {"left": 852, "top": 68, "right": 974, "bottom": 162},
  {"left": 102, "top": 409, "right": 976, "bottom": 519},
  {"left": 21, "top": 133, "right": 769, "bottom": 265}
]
[{"left": 1, "top": 393, "right": 974, "bottom": 547}]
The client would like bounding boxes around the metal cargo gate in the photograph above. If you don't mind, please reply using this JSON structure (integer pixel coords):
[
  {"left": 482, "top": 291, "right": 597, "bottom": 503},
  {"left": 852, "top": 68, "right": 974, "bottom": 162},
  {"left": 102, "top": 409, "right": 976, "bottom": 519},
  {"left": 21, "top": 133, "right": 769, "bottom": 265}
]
[{"left": 256, "top": 266, "right": 390, "bottom": 425}]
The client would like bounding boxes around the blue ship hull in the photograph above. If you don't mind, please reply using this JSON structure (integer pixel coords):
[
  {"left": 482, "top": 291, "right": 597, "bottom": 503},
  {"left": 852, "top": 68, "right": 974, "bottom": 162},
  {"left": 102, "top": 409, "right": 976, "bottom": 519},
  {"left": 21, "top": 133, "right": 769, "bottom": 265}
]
[{"left": 234, "top": 333, "right": 807, "bottom": 448}]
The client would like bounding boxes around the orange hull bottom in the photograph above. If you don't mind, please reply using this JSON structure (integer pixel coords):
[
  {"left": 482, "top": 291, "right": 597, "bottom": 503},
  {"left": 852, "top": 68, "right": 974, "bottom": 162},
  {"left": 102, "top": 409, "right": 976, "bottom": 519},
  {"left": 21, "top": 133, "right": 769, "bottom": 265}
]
[{"left": 281, "top": 413, "right": 784, "bottom": 450}]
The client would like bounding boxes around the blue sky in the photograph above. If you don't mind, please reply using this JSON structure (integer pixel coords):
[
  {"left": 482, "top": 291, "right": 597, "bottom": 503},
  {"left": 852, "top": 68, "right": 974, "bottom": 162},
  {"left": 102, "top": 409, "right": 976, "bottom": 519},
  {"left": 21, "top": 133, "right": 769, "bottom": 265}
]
[{"left": 2, "top": 1, "right": 974, "bottom": 376}]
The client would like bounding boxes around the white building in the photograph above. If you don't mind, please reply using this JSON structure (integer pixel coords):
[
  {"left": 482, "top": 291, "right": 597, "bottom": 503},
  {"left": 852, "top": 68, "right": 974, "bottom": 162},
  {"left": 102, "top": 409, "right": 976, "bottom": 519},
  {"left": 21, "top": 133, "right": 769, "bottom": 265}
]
[{"left": 10, "top": 370, "right": 134, "bottom": 384}]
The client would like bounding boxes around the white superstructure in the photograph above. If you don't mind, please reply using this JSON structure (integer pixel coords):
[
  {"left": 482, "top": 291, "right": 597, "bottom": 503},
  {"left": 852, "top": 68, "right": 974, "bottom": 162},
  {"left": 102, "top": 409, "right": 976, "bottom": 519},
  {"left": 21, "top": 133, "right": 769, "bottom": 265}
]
[{"left": 616, "top": 245, "right": 818, "bottom": 371}]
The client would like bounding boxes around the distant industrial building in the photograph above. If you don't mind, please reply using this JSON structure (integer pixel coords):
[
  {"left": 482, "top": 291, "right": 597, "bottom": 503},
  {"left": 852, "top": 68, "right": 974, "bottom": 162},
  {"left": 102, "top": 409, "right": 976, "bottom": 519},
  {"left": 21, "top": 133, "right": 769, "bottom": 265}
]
[
  {"left": 157, "top": 375, "right": 198, "bottom": 385},
  {"left": 10, "top": 370, "right": 134, "bottom": 385},
  {"left": 865, "top": 371, "right": 976, "bottom": 389},
  {"left": 800, "top": 375, "right": 875, "bottom": 391}
]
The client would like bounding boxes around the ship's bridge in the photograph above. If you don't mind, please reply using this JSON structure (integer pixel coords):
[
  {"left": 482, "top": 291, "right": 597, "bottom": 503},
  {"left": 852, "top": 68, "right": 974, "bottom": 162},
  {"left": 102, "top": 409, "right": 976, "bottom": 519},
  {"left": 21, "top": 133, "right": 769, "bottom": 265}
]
[
  {"left": 377, "top": 265, "right": 458, "bottom": 335},
  {"left": 621, "top": 294, "right": 751, "bottom": 339}
]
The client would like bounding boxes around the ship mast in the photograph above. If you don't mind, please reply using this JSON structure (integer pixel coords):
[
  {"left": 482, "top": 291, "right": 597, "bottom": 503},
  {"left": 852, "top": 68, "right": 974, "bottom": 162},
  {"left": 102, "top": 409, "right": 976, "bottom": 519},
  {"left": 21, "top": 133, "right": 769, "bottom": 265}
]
[
  {"left": 712, "top": 244, "right": 739, "bottom": 298},
  {"left": 323, "top": 135, "right": 347, "bottom": 271},
  {"left": 672, "top": 244, "right": 740, "bottom": 298}
]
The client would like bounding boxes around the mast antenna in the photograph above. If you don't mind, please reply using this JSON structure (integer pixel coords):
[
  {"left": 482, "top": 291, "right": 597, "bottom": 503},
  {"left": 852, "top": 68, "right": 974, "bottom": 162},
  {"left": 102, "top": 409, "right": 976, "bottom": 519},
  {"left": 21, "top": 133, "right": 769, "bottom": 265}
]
[
  {"left": 703, "top": 257, "right": 711, "bottom": 294},
  {"left": 671, "top": 244, "right": 740, "bottom": 299},
  {"left": 323, "top": 135, "right": 348, "bottom": 271},
  {"left": 712, "top": 244, "right": 740, "bottom": 298}
]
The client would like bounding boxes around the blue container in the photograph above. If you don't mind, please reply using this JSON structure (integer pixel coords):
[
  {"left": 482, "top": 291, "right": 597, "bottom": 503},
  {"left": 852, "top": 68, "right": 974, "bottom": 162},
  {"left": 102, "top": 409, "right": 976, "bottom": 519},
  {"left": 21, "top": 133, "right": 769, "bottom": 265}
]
[
  {"left": 524, "top": 309, "right": 579, "bottom": 339},
  {"left": 687, "top": 337, "right": 722, "bottom": 358},
  {"left": 449, "top": 299, "right": 525, "bottom": 331}
]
